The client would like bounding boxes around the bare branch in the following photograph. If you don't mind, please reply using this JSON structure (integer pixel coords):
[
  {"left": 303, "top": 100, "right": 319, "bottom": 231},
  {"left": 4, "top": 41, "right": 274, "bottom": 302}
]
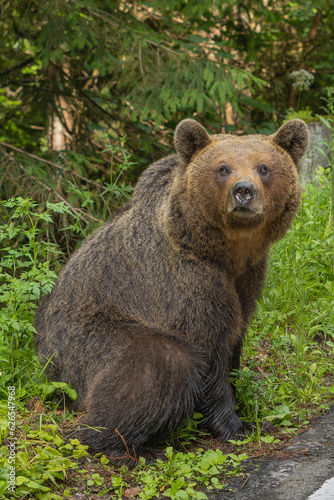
[
  {"left": 0, "top": 141, "right": 101, "bottom": 187},
  {"left": 113, "top": 428, "right": 140, "bottom": 464}
]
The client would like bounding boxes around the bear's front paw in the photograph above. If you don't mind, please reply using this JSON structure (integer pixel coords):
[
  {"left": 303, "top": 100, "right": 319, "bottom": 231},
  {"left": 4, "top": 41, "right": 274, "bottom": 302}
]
[
  {"left": 210, "top": 417, "right": 244, "bottom": 442},
  {"left": 236, "top": 420, "right": 276, "bottom": 438}
]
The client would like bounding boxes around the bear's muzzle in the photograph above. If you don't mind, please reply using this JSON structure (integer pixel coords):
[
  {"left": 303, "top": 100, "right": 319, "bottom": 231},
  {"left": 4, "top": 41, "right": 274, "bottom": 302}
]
[{"left": 228, "top": 180, "right": 264, "bottom": 217}]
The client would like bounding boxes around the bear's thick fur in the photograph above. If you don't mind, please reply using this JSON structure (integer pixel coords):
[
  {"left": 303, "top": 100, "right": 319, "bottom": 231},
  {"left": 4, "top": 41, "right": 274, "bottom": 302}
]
[{"left": 34, "top": 119, "right": 308, "bottom": 461}]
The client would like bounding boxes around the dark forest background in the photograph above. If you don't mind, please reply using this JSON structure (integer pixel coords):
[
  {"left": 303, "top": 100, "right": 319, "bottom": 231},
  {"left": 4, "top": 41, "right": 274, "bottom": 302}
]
[{"left": 1, "top": 0, "right": 333, "bottom": 253}]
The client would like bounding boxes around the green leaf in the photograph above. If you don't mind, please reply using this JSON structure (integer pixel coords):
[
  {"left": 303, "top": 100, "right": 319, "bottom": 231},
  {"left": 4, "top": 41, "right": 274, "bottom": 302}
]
[
  {"left": 16, "top": 476, "right": 30, "bottom": 485},
  {"left": 27, "top": 480, "right": 50, "bottom": 492}
]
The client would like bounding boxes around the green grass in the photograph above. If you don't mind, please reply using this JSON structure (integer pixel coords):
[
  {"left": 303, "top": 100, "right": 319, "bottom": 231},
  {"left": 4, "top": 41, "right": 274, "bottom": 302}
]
[
  {"left": 235, "top": 175, "right": 334, "bottom": 427},
  {"left": 0, "top": 174, "right": 334, "bottom": 498}
]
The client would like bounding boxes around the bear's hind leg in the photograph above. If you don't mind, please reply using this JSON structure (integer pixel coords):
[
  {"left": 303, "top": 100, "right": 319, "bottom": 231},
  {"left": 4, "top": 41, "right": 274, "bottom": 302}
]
[{"left": 79, "top": 333, "right": 205, "bottom": 463}]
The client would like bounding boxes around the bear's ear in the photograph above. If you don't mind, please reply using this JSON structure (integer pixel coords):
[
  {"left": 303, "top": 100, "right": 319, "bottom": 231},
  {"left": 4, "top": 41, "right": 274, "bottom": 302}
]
[
  {"left": 174, "top": 119, "right": 212, "bottom": 164},
  {"left": 272, "top": 119, "right": 309, "bottom": 169}
]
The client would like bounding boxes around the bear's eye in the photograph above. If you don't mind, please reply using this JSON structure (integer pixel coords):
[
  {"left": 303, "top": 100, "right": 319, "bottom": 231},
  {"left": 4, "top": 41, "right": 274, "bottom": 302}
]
[
  {"left": 258, "top": 164, "right": 269, "bottom": 176},
  {"left": 218, "top": 164, "right": 231, "bottom": 176}
]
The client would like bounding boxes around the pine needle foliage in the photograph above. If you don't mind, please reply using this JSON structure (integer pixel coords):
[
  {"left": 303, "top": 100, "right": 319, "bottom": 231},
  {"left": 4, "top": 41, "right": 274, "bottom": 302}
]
[{"left": 0, "top": 0, "right": 263, "bottom": 155}]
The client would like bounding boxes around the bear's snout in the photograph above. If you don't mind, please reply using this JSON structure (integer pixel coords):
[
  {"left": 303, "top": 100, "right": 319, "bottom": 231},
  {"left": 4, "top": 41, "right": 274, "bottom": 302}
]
[
  {"left": 227, "top": 178, "right": 264, "bottom": 217},
  {"left": 232, "top": 181, "right": 256, "bottom": 206}
]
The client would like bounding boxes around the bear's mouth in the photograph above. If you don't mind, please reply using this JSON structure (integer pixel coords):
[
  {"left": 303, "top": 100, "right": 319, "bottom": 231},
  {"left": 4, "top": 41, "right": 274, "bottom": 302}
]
[
  {"left": 231, "top": 206, "right": 261, "bottom": 217},
  {"left": 234, "top": 207, "right": 253, "bottom": 213}
]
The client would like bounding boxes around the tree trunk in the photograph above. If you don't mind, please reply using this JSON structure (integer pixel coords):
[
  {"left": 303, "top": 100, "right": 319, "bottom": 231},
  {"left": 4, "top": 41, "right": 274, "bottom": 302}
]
[{"left": 47, "top": 64, "right": 73, "bottom": 151}]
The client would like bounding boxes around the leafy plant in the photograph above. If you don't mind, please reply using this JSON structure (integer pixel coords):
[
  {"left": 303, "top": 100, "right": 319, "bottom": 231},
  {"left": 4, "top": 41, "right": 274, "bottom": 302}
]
[
  {"left": 86, "top": 472, "right": 104, "bottom": 488},
  {"left": 0, "top": 421, "right": 89, "bottom": 499},
  {"left": 0, "top": 137, "right": 137, "bottom": 258},
  {"left": 0, "top": 198, "right": 69, "bottom": 394},
  {"left": 130, "top": 447, "right": 248, "bottom": 500},
  {"left": 162, "top": 413, "right": 209, "bottom": 450},
  {"left": 284, "top": 106, "right": 315, "bottom": 123}
]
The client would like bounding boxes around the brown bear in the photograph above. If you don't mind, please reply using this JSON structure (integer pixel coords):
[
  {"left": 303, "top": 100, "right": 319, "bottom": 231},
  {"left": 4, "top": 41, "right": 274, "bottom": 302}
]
[{"left": 34, "top": 118, "right": 308, "bottom": 462}]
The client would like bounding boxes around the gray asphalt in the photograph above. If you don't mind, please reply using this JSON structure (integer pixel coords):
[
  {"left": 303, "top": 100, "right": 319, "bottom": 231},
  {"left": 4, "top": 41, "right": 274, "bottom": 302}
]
[{"left": 210, "top": 405, "right": 334, "bottom": 499}]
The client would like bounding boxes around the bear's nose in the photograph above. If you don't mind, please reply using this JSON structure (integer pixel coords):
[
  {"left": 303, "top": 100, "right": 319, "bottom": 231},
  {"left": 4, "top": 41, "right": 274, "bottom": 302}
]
[{"left": 232, "top": 181, "right": 256, "bottom": 205}]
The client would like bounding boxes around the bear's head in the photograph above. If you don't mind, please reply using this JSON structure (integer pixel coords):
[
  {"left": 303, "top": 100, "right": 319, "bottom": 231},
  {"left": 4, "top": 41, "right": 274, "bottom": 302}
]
[{"left": 174, "top": 119, "right": 308, "bottom": 233}]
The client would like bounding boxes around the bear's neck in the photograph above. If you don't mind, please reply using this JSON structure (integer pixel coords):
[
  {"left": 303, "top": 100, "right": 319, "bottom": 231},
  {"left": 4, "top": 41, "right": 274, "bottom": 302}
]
[{"left": 164, "top": 188, "right": 271, "bottom": 276}]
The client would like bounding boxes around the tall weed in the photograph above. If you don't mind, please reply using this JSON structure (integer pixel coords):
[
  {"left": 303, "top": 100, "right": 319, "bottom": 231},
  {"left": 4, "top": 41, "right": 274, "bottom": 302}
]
[{"left": 0, "top": 198, "right": 68, "bottom": 398}]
